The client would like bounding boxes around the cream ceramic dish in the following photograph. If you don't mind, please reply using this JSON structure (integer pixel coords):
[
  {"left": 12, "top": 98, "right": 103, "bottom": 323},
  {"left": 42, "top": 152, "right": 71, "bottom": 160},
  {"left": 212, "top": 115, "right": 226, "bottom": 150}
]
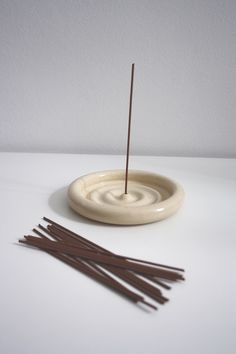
[{"left": 68, "top": 170, "right": 184, "bottom": 225}]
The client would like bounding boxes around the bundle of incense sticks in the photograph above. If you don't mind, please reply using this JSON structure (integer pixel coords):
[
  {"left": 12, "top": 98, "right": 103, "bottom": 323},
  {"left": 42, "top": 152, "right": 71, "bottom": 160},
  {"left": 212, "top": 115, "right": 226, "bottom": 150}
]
[{"left": 19, "top": 217, "right": 185, "bottom": 311}]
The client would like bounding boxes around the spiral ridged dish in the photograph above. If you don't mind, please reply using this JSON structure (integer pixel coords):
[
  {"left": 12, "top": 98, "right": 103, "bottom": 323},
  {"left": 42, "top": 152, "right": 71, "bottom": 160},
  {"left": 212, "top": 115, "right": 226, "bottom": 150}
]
[{"left": 68, "top": 170, "right": 184, "bottom": 225}]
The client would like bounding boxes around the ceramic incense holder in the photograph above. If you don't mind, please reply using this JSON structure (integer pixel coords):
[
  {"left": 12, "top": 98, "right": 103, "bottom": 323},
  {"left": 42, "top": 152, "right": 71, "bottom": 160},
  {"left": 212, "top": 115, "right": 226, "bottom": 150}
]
[
  {"left": 68, "top": 64, "right": 184, "bottom": 225},
  {"left": 68, "top": 169, "right": 184, "bottom": 225}
]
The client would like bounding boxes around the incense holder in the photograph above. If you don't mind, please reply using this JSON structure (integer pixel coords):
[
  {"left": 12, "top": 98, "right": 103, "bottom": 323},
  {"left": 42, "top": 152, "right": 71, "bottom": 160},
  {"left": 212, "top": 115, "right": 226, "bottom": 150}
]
[{"left": 68, "top": 170, "right": 184, "bottom": 225}]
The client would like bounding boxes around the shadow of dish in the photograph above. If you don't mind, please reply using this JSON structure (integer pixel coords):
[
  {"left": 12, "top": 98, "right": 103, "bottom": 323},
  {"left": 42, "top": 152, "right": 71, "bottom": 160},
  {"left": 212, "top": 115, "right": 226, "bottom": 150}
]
[{"left": 48, "top": 186, "right": 98, "bottom": 225}]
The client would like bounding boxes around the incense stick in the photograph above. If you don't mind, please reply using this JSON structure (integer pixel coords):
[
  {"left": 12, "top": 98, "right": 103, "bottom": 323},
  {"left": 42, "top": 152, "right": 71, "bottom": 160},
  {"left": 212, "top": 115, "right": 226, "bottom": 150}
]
[
  {"left": 41, "top": 218, "right": 184, "bottom": 294},
  {"left": 42, "top": 227, "right": 183, "bottom": 282},
  {"left": 33, "top": 226, "right": 168, "bottom": 304},
  {"left": 22, "top": 230, "right": 156, "bottom": 310},
  {"left": 22, "top": 236, "right": 183, "bottom": 281},
  {"left": 34, "top": 226, "right": 169, "bottom": 304},
  {"left": 125, "top": 63, "right": 135, "bottom": 194},
  {"left": 43, "top": 217, "right": 184, "bottom": 272},
  {"left": 19, "top": 217, "right": 185, "bottom": 310}
]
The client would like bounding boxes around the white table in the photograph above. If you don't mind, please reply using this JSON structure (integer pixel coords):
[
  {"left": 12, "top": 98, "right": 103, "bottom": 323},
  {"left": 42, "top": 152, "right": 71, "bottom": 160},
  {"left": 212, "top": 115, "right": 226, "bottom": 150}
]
[{"left": 0, "top": 152, "right": 235, "bottom": 354}]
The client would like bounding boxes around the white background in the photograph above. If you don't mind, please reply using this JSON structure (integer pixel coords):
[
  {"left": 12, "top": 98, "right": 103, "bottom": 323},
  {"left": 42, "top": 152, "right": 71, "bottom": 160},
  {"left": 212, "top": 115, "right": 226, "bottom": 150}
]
[
  {"left": 0, "top": 0, "right": 236, "bottom": 157},
  {"left": 0, "top": 153, "right": 236, "bottom": 354}
]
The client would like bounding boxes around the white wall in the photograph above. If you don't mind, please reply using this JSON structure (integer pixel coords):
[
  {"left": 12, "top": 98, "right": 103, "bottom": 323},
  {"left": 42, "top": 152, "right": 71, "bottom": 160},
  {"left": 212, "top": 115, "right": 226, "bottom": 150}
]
[{"left": 0, "top": 0, "right": 235, "bottom": 157}]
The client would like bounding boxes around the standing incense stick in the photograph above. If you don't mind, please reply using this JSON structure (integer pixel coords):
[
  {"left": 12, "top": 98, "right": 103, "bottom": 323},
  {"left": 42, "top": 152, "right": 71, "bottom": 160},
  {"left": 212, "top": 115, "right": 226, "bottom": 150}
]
[
  {"left": 125, "top": 63, "right": 135, "bottom": 194},
  {"left": 67, "top": 64, "right": 184, "bottom": 225}
]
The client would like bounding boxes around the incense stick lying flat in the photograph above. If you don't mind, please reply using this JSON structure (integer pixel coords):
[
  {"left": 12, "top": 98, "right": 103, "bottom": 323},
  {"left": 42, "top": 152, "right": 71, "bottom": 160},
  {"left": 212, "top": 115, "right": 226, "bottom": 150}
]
[
  {"left": 27, "top": 229, "right": 156, "bottom": 310},
  {"left": 39, "top": 225, "right": 183, "bottom": 282},
  {"left": 42, "top": 217, "right": 185, "bottom": 296},
  {"left": 36, "top": 225, "right": 168, "bottom": 304},
  {"left": 21, "top": 236, "right": 183, "bottom": 281},
  {"left": 33, "top": 228, "right": 168, "bottom": 306},
  {"left": 42, "top": 222, "right": 178, "bottom": 293},
  {"left": 43, "top": 217, "right": 184, "bottom": 272},
  {"left": 19, "top": 217, "right": 185, "bottom": 311}
]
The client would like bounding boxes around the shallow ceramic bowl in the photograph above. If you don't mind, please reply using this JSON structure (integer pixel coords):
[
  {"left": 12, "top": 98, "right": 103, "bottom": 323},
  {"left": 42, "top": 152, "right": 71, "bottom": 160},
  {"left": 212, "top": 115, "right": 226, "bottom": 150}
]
[{"left": 68, "top": 170, "right": 184, "bottom": 225}]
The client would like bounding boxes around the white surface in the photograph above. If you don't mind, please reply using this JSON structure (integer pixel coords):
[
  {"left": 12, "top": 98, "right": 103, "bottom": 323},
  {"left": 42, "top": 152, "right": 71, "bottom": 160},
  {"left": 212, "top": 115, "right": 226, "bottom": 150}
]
[
  {"left": 0, "top": 1, "right": 236, "bottom": 157},
  {"left": 0, "top": 152, "right": 236, "bottom": 354}
]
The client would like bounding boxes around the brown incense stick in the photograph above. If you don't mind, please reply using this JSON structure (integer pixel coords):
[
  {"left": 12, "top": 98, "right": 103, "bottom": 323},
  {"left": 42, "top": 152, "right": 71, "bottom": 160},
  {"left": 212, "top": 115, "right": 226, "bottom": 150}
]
[
  {"left": 29, "top": 236, "right": 166, "bottom": 305},
  {"left": 44, "top": 225, "right": 172, "bottom": 294},
  {"left": 34, "top": 227, "right": 116, "bottom": 281},
  {"left": 42, "top": 226, "right": 169, "bottom": 302},
  {"left": 43, "top": 217, "right": 184, "bottom": 272},
  {"left": 48, "top": 223, "right": 184, "bottom": 272},
  {"left": 42, "top": 226, "right": 182, "bottom": 282},
  {"left": 21, "top": 236, "right": 183, "bottom": 281},
  {"left": 19, "top": 218, "right": 185, "bottom": 310},
  {"left": 125, "top": 63, "right": 135, "bottom": 194},
  {"left": 35, "top": 225, "right": 169, "bottom": 304},
  {"left": 23, "top": 230, "right": 156, "bottom": 310},
  {"left": 41, "top": 218, "right": 184, "bottom": 295}
]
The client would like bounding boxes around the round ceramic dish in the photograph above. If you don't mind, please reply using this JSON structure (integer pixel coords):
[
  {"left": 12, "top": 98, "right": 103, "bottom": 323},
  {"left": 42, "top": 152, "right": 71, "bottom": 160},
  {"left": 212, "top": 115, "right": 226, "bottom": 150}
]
[{"left": 68, "top": 170, "right": 184, "bottom": 225}]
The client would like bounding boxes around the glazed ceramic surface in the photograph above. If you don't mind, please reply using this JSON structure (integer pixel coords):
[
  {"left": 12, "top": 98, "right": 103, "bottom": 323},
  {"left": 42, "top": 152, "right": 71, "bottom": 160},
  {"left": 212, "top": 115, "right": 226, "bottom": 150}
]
[{"left": 68, "top": 170, "right": 184, "bottom": 225}]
